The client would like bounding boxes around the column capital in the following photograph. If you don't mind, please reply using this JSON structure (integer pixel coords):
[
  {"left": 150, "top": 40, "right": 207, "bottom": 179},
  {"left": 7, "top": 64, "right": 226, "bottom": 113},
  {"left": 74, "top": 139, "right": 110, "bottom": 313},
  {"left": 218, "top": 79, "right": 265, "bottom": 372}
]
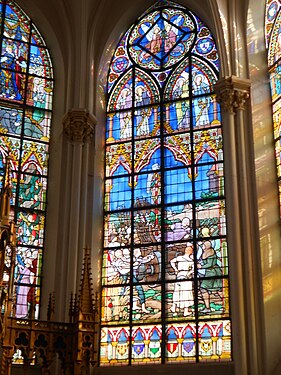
[
  {"left": 214, "top": 76, "right": 251, "bottom": 113},
  {"left": 63, "top": 109, "right": 96, "bottom": 143}
]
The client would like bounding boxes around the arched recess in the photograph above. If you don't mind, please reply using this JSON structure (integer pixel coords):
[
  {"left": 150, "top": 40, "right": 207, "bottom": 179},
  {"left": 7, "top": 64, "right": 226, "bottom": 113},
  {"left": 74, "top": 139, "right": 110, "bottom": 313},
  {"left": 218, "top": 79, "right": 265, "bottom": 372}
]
[
  {"left": 13, "top": 0, "right": 70, "bottom": 320},
  {"left": 247, "top": 0, "right": 281, "bottom": 374},
  {"left": 99, "top": 0, "right": 231, "bottom": 366}
]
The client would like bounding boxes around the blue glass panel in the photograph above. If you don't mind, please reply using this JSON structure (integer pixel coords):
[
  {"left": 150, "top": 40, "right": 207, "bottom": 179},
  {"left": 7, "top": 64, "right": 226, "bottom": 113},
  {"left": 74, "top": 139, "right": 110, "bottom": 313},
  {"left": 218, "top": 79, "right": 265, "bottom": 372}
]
[
  {"left": 134, "top": 170, "right": 161, "bottom": 206},
  {"left": 164, "top": 134, "right": 191, "bottom": 168},
  {"left": 105, "top": 176, "right": 132, "bottom": 211},
  {"left": 165, "top": 167, "right": 193, "bottom": 203},
  {"left": 0, "top": 68, "right": 25, "bottom": 102},
  {"left": 192, "top": 95, "right": 221, "bottom": 128},
  {"left": 106, "top": 111, "right": 132, "bottom": 142},
  {"left": 165, "top": 101, "right": 190, "bottom": 133},
  {"left": 4, "top": 4, "right": 30, "bottom": 42},
  {"left": 2, "top": 38, "right": 28, "bottom": 72}
]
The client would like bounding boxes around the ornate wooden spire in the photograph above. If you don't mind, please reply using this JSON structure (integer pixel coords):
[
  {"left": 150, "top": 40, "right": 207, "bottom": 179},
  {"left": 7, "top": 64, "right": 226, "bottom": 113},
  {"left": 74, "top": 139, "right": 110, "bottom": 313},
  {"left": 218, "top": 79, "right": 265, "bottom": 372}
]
[
  {"left": 78, "top": 247, "right": 95, "bottom": 316},
  {"left": 47, "top": 292, "right": 55, "bottom": 321},
  {"left": 0, "top": 157, "right": 12, "bottom": 227}
]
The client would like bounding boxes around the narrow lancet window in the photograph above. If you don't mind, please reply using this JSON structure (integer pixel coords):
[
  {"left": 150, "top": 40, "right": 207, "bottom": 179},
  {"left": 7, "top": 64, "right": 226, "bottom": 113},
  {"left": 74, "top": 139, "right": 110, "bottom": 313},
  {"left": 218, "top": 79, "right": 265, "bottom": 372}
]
[{"left": 0, "top": 0, "right": 53, "bottom": 319}]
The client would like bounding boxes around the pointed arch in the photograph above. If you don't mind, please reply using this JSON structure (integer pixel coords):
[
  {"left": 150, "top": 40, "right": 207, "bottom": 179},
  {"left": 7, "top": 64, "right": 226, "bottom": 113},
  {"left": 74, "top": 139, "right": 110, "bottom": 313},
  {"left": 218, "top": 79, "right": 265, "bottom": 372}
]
[{"left": 101, "top": 0, "right": 231, "bottom": 366}]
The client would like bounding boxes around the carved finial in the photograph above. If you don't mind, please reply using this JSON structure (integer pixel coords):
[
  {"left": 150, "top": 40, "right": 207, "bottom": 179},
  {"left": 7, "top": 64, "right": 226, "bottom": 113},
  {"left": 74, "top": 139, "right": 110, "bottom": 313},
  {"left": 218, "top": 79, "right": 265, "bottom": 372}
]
[
  {"left": 0, "top": 157, "right": 12, "bottom": 226},
  {"left": 73, "top": 293, "right": 78, "bottom": 315},
  {"left": 47, "top": 292, "right": 55, "bottom": 321},
  {"left": 78, "top": 247, "right": 94, "bottom": 315},
  {"left": 69, "top": 292, "right": 74, "bottom": 323}
]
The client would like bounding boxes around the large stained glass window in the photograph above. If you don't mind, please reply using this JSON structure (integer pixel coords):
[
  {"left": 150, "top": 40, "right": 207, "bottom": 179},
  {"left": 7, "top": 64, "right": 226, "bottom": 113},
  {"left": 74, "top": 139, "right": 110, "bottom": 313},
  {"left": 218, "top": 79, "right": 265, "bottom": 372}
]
[
  {"left": 100, "top": 0, "right": 231, "bottom": 365},
  {"left": 0, "top": 0, "right": 53, "bottom": 318},
  {"left": 266, "top": 0, "right": 281, "bottom": 215}
]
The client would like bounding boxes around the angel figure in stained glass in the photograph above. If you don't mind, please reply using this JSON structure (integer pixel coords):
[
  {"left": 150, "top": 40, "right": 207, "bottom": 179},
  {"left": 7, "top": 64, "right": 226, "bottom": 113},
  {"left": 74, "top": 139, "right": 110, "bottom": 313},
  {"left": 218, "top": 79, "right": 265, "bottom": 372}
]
[
  {"left": 163, "top": 19, "right": 183, "bottom": 54},
  {"left": 19, "top": 164, "right": 41, "bottom": 208},
  {"left": 174, "top": 73, "right": 189, "bottom": 129},
  {"left": 135, "top": 85, "right": 151, "bottom": 136},
  {"left": 0, "top": 44, "right": 23, "bottom": 100},
  {"left": 193, "top": 74, "right": 210, "bottom": 126},
  {"left": 170, "top": 243, "right": 194, "bottom": 316},
  {"left": 117, "top": 87, "right": 132, "bottom": 139},
  {"left": 143, "top": 25, "right": 162, "bottom": 59},
  {"left": 164, "top": 24, "right": 177, "bottom": 53}
]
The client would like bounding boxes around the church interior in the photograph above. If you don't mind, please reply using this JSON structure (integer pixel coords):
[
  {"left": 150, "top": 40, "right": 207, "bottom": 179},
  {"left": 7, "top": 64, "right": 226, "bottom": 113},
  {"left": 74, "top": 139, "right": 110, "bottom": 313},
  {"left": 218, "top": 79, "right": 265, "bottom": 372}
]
[{"left": 0, "top": 0, "right": 280, "bottom": 374}]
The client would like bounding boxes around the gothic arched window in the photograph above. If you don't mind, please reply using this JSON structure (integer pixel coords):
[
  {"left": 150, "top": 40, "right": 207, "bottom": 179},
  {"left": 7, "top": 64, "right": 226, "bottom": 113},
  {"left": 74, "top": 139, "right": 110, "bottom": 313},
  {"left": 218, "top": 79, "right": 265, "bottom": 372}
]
[
  {"left": 101, "top": 1, "right": 231, "bottom": 365},
  {"left": 266, "top": 0, "right": 281, "bottom": 215},
  {"left": 0, "top": 0, "right": 53, "bottom": 318}
]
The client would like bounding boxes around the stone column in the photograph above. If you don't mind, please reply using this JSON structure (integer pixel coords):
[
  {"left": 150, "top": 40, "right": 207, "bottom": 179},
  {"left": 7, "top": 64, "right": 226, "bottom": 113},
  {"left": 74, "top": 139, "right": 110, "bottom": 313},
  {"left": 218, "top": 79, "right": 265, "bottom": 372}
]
[
  {"left": 57, "top": 108, "right": 96, "bottom": 321},
  {"left": 215, "top": 76, "right": 264, "bottom": 375}
]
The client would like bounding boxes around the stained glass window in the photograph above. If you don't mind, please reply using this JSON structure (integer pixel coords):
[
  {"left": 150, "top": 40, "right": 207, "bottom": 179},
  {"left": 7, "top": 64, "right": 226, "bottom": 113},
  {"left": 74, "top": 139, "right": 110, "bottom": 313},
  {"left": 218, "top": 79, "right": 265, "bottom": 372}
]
[
  {"left": 101, "top": 0, "right": 231, "bottom": 365},
  {"left": 266, "top": 0, "right": 281, "bottom": 215},
  {"left": 0, "top": 0, "right": 53, "bottom": 318}
]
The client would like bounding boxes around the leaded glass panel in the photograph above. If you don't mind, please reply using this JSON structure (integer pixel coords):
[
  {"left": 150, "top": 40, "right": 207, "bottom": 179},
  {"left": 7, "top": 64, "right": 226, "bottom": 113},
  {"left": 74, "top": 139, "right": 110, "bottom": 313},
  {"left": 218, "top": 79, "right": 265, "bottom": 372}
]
[
  {"left": 0, "top": 0, "right": 53, "bottom": 319},
  {"left": 101, "top": 0, "right": 231, "bottom": 365}
]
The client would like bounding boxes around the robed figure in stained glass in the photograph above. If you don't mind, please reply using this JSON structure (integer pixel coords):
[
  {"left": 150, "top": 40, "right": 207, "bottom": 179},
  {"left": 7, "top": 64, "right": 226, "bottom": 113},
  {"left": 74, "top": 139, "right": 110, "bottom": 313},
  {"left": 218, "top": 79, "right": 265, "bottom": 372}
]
[{"left": 170, "top": 243, "right": 194, "bottom": 316}]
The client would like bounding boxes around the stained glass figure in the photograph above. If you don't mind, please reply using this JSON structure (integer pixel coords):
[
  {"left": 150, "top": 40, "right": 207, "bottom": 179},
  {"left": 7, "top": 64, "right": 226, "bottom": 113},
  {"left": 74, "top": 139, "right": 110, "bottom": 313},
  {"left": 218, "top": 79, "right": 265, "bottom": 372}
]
[
  {"left": 266, "top": 0, "right": 281, "bottom": 214},
  {"left": 0, "top": 0, "right": 53, "bottom": 319},
  {"left": 101, "top": 0, "right": 231, "bottom": 365}
]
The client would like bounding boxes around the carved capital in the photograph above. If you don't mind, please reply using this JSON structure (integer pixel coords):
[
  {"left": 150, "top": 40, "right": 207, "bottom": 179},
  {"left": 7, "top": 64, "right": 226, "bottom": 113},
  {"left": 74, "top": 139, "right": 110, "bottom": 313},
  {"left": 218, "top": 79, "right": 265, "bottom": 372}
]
[
  {"left": 214, "top": 76, "right": 250, "bottom": 113},
  {"left": 63, "top": 109, "right": 96, "bottom": 143}
]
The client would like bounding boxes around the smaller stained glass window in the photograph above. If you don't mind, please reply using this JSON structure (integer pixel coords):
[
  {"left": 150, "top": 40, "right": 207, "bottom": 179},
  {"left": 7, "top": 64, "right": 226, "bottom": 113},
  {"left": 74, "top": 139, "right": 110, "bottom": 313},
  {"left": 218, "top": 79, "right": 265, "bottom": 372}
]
[{"left": 0, "top": 0, "right": 53, "bottom": 320}]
